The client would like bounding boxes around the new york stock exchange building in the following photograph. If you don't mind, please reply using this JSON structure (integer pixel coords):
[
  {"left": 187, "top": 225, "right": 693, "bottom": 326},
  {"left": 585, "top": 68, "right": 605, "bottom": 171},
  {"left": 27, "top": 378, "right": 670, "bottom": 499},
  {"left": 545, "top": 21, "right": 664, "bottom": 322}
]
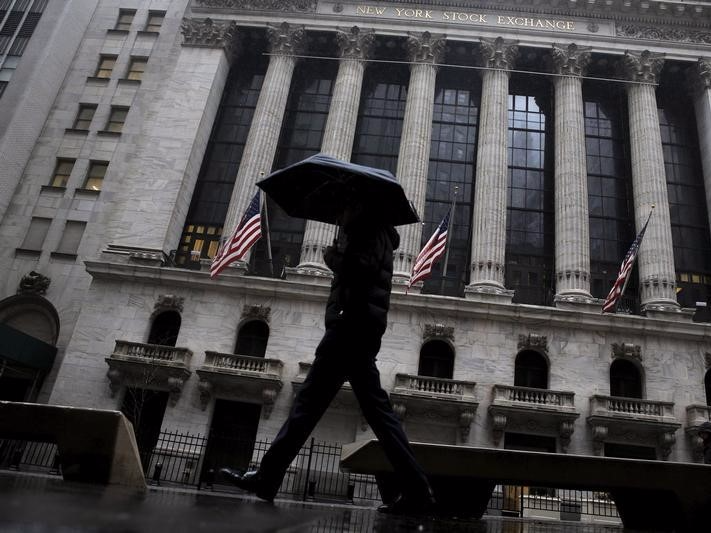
[{"left": 2, "top": 0, "right": 711, "bottom": 515}]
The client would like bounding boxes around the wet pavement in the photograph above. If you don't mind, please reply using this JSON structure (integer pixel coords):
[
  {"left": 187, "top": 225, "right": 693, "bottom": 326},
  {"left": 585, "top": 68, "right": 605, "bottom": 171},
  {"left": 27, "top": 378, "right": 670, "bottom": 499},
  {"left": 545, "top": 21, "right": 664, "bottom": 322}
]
[{"left": 0, "top": 472, "right": 649, "bottom": 532}]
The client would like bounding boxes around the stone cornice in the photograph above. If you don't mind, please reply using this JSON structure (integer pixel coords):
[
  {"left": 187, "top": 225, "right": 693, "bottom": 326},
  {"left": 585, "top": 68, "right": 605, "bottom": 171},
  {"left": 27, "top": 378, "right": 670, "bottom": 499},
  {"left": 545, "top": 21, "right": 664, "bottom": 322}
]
[
  {"left": 336, "top": 26, "right": 375, "bottom": 60},
  {"left": 181, "top": 17, "right": 238, "bottom": 54},
  {"left": 84, "top": 260, "right": 711, "bottom": 342},
  {"left": 193, "top": 0, "right": 316, "bottom": 12},
  {"left": 616, "top": 23, "right": 711, "bottom": 44},
  {"left": 551, "top": 43, "right": 591, "bottom": 77}
]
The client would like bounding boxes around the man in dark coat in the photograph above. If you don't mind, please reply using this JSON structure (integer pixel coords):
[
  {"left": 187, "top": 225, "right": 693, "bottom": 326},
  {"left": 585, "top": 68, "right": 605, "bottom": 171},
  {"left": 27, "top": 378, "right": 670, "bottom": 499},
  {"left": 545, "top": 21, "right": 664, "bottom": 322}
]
[
  {"left": 699, "top": 421, "right": 711, "bottom": 464},
  {"left": 220, "top": 203, "right": 435, "bottom": 514}
]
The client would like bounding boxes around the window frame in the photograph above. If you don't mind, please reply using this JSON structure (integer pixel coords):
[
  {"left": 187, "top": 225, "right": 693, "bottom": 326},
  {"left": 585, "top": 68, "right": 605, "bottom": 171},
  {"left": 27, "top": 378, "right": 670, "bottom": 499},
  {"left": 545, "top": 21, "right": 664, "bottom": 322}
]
[
  {"left": 73, "top": 104, "right": 97, "bottom": 130},
  {"left": 95, "top": 55, "right": 117, "bottom": 79},
  {"left": 105, "top": 106, "right": 128, "bottom": 133},
  {"left": 144, "top": 10, "right": 165, "bottom": 32},
  {"left": 84, "top": 161, "right": 108, "bottom": 191},
  {"left": 50, "top": 158, "right": 75, "bottom": 188},
  {"left": 19, "top": 217, "right": 51, "bottom": 252},
  {"left": 53, "top": 220, "right": 86, "bottom": 257},
  {"left": 114, "top": 9, "right": 135, "bottom": 31},
  {"left": 126, "top": 56, "right": 148, "bottom": 81}
]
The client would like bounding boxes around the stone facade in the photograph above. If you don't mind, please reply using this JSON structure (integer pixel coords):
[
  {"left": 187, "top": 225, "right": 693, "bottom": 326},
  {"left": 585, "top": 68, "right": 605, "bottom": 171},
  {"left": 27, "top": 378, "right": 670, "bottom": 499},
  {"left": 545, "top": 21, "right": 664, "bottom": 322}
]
[{"left": 1, "top": 0, "right": 711, "bottom": 469}]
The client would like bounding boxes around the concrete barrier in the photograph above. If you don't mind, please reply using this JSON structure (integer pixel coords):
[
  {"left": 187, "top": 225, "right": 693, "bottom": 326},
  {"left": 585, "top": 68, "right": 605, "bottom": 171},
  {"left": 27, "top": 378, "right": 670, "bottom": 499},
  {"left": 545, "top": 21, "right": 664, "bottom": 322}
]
[
  {"left": 0, "top": 401, "right": 145, "bottom": 490},
  {"left": 341, "top": 439, "right": 711, "bottom": 532}
]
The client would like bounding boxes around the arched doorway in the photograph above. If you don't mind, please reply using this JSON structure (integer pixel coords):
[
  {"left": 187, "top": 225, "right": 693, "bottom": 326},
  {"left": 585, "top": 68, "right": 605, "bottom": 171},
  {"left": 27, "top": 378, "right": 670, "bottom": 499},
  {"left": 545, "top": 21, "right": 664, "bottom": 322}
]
[
  {"left": 0, "top": 294, "right": 59, "bottom": 402},
  {"left": 234, "top": 320, "right": 269, "bottom": 357},
  {"left": 418, "top": 340, "right": 454, "bottom": 379},
  {"left": 147, "top": 310, "right": 181, "bottom": 346},
  {"left": 610, "top": 359, "right": 643, "bottom": 398},
  {"left": 514, "top": 350, "right": 549, "bottom": 389}
]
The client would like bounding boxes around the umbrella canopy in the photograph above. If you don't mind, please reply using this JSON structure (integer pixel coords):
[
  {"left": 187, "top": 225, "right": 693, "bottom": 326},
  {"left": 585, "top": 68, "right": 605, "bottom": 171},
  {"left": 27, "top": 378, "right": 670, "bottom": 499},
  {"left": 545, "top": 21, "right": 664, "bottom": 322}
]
[{"left": 256, "top": 154, "right": 419, "bottom": 226}]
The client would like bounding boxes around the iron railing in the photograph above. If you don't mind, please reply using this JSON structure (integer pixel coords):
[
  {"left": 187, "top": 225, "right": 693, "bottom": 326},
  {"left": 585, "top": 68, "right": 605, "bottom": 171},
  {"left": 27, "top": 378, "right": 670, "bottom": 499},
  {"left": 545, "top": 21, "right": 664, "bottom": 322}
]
[
  {"left": 0, "top": 439, "right": 60, "bottom": 474},
  {"left": 489, "top": 486, "right": 620, "bottom": 519}
]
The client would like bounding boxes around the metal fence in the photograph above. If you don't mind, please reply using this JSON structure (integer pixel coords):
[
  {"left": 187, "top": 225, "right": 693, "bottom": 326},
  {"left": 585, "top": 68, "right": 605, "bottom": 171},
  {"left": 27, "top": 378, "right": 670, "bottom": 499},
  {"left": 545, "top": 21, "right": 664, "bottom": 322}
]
[
  {"left": 143, "top": 431, "right": 381, "bottom": 504},
  {"left": 0, "top": 439, "right": 60, "bottom": 474},
  {"left": 488, "top": 486, "right": 620, "bottom": 520},
  {"left": 0, "top": 433, "right": 620, "bottom": 521}
]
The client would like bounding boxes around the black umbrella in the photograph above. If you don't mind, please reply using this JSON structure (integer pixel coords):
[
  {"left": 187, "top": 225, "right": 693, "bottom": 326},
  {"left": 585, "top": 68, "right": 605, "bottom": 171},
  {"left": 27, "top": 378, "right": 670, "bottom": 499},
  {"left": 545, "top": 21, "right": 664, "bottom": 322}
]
[{"left": 256, "top": 154, "right": 419, "bottom": 226}]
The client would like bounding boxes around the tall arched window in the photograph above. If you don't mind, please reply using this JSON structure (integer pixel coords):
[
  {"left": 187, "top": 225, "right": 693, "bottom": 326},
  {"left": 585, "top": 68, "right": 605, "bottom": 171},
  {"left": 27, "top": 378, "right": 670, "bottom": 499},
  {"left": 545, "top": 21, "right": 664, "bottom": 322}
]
[
  {"left": 418, "top": 340, "right": 454, "bottom": 379},
  {"left": 610, "top": 359, "right": 643, "bottom": 398},
  {"left": 705, "top": 369, "right": 711, "bottom": 406},
  {"left": 147, "top": 311, "right": 180, "bottom": 347},
  {"left": 514, "top": 350, "right": 548, "bottom": 389},
  {"left": 235, "top": 320, "right": 269, "bottom": 358}
]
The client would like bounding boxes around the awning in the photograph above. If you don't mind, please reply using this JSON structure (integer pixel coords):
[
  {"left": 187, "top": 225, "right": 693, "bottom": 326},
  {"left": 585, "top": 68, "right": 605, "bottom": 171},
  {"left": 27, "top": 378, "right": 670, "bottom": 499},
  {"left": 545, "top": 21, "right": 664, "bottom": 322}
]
[{"left": 0, "top": 323, "right": 57, "bottom": 371}]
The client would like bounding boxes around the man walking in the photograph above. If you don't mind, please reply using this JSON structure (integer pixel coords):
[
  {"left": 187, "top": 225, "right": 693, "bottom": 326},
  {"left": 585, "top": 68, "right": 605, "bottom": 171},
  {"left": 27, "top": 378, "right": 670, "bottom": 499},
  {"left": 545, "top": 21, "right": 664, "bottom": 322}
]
[{"left": 219, "top": 202, "right": 435, "bottom": 514}]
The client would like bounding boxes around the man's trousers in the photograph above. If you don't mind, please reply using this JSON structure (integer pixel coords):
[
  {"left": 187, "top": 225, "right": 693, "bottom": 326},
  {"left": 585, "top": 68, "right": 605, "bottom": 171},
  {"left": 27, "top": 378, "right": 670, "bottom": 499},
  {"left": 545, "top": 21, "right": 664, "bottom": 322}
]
[{"left": 257, "top": 325, "right": 432, "bottom": 501}]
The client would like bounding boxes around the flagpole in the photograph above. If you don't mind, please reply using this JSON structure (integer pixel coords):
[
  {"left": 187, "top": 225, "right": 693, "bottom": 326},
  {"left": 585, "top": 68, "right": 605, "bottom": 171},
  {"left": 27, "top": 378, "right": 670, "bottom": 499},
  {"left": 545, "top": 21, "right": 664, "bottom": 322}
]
[
  {"left": 615, "top": 205, "right": 655, "bottom": 312},
  {"left": 440, "top": 186, "right": 458, "bottom": 294},
  {"left": 260, "top": 173, "right": 275, "bottom": 278}
]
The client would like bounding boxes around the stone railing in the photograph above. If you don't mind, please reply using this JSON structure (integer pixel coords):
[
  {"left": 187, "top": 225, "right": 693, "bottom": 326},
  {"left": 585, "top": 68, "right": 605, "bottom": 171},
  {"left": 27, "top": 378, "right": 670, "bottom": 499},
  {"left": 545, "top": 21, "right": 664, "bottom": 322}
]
[
  {"left": 589, "top": 395, "right": 675, "bottom": 419},
  {"left": 492, "top": 384, "right": 576, "bottom": 409},
  {"left": 111, "top": 340, "right": 192, "bottom": 366},
  {"left": 202, "top": 351, "right": 283, "bottom": 377},
  {"left": 686, "top": 404, "right": 711, "bottom": 427},
  {"left": 393, "top": 374, "right": 476, "bottom": 401}
]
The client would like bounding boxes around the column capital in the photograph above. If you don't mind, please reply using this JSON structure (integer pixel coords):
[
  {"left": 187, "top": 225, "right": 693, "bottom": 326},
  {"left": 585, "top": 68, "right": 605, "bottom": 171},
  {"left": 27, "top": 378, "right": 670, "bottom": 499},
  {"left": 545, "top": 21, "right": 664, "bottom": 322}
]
[
  {"left": 406, "top": 31, "right": 446, "bottom": 64},
  {"left": 478, "top": 37, "right": 518, "bottom": 70},
  {"left": 686, "top": 58, "right": 711, "bottom": 97},
  {"left": 620, "top": 50, "right": 664, "bottom": 84},
  {"left": 336, "top": 26, "right": 375, "bottom": 60},
  {"left": 267, "top": 21, "right": 307, "bottom": 56},
  {"left": 180, "top": 17, "right": 238, "bottom": 56},
  {"left": 551, "top": 43, "right": 591, "bottom": 77}
]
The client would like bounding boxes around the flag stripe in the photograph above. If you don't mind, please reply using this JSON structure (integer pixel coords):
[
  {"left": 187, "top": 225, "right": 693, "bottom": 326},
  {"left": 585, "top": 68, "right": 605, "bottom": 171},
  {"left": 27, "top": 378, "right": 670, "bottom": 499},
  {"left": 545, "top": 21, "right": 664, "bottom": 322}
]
[
  {"left": 601, "top": 211, "right": 652, "bottom": 313},
  {"left": 210, "top": 191, "right": 262, "bottom": 278},
  {"left": 408, "top": 211, "right": 450, "bottom": 289}
]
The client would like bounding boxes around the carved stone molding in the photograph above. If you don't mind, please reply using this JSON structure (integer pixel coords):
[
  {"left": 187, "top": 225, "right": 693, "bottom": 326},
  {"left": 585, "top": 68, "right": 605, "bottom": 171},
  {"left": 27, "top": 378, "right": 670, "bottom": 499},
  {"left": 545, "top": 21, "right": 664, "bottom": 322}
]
[
  {"left": 517, "top": 333, "right": 548, "bottom": 355},
  {"left": 155, "top": 294, "right": 185, "bottom": 314},
  {"left": 242, "top": 304, "right": 271, "bottom": 323},
  {"left": 266, "top": 22, "right": 306, "bottom": 56},
  {"left": 459, "top": 410, "right": 475, "bottom": 441},
  {"left": 392, "top": 401, "right": 407, "bottom": 421},
  {"left": 492, "top": 413, "right": 507, "bottom": 445},
  {"left": 194, "top": 0, "right": 316, "bottom": 12},
  {"left": 181, "top": 17, "right": 238, "bottom": 55},
  {"left": 107, "top": 368, "right": 123, "bottom": 398},
  {"left": 687, "top": 58, "right": 711, "bottom": 98},
  {"left": 336, "top": 26, "right": 375, "bottom": 61},
  {"left": 620, "top": 50, "right": 664, "bottom": 84},
  {"left": 617, "top": 23, "right": 711, "bottom": 45},
  {"left": 659, "top": 430, "right": 677, "bottom": 460},
  {"left": 591, "top": 424, "right": 608, "bottom": 455},
  {"left": 560, "top": 420, "right": 575, "bottom": 453},
  {"left": 17, "top": 271, "right": 50, "bottom": 296},
  {"left": 167, "top": 376, "right": 186, "bottom": 407},
  {"left": 478, "top": 37, "right": 518, "bottom": 71},
  {"left": 611, "top": 342, "right": 642, "bottom": 362},
  {"left": 262, "top": 387, "right": 278, "bottom": 418},
  {"left": 551, "top": 43, "right": 591, "bottom": 77},
  {"left": 198, "top": 380, "right": 213, "bottom": 410},
  {"left": 406, "top": 31, "right": 446, "bottom": 64},
  {"left": 705, "top": 352, "right": 711, "bottom": 369},
  {"left": 423, "top": 323, "right": 454, "bottom": 342}
]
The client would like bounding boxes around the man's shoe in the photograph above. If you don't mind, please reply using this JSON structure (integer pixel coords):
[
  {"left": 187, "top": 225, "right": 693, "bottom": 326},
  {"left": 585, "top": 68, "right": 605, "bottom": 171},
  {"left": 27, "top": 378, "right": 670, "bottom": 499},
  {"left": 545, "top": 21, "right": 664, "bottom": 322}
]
[
  {"left": 217, "top": 468, "right": 276, "bottom": 502},
  {"left": 377, "top": 494, "right": 437, "bottom": 517}
]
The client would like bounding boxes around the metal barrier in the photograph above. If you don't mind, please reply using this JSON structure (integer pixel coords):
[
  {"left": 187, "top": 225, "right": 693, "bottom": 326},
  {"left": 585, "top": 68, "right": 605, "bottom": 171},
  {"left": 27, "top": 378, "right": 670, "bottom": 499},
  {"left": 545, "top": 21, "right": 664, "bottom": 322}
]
[{"left": 0, "top": 438, "right": 60, "bottom": 474}]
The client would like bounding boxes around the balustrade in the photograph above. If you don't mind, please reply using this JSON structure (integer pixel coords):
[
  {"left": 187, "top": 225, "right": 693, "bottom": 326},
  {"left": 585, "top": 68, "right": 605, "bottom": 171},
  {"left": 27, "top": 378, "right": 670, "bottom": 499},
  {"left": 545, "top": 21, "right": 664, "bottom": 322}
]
[
  {"left": 202, "top": 351, "right": 283, "bottom": 377},
  {"left": 111, "top": 340, "right": 192, "bottom": 366}
]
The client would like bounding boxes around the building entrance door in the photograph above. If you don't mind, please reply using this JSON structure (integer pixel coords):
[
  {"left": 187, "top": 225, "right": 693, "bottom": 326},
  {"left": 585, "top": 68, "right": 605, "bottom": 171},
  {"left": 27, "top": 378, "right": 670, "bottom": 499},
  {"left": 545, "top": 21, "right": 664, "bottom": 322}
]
[
  {"left": 120, "top": 387, "right": 169, "bottom": 469},
  {"left": 203, "top": 399, "right": 261, "bottom": 477}
]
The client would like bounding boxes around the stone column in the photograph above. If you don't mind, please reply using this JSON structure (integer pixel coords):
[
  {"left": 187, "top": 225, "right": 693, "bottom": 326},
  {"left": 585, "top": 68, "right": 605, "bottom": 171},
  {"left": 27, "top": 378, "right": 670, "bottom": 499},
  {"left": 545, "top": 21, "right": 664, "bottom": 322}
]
[
  {"left": 689, "top": 59, "right": 711, "bottom": 255},
  {"left": 392, "top": 31, "right": 446, "bottom": 286},
  {"left": 465, "top": 37, "right": 518, "bottom": 302},
  {"left": 551, "top": 43, "right": 594, "bottom": 306},
  {"left": 293, "top": 27, "right": 374, "bottom": 280},
  {"left": 622, "top": 51, "right": 679, "bottom": 313},
  {"left": 102, "top": 18, "right": 237, "bottom": 265},
  {"left": 221, "top": 22, "right": 305, "bottom": 268}
]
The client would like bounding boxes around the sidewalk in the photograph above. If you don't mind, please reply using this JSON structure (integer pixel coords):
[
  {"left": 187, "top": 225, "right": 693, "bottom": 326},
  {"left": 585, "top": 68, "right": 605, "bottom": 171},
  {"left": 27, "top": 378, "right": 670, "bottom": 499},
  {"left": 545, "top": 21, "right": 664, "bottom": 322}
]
[{"left": 0, "top": 471, "right": 631, "bottom": 532}]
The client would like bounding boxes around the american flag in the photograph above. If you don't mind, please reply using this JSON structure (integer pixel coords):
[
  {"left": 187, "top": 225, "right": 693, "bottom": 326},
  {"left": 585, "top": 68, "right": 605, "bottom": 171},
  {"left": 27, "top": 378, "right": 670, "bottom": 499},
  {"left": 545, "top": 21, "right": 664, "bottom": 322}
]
[
  {"left": 602, "top": 209, "right": 653, "bottom": 313},
  {"left": 408, "top": 211, "right": 451, "bottom": 289},
  {"left": 210, "top": 191, "right": 262, "bottom": 278}
]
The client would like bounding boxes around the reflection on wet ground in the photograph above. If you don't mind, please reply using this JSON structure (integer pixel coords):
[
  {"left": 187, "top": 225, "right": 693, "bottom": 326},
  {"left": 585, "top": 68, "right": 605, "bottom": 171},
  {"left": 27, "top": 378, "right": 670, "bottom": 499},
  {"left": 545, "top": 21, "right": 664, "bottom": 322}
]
[{"left": 0, "top": 472, "right": 647, "bottom": 532}]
